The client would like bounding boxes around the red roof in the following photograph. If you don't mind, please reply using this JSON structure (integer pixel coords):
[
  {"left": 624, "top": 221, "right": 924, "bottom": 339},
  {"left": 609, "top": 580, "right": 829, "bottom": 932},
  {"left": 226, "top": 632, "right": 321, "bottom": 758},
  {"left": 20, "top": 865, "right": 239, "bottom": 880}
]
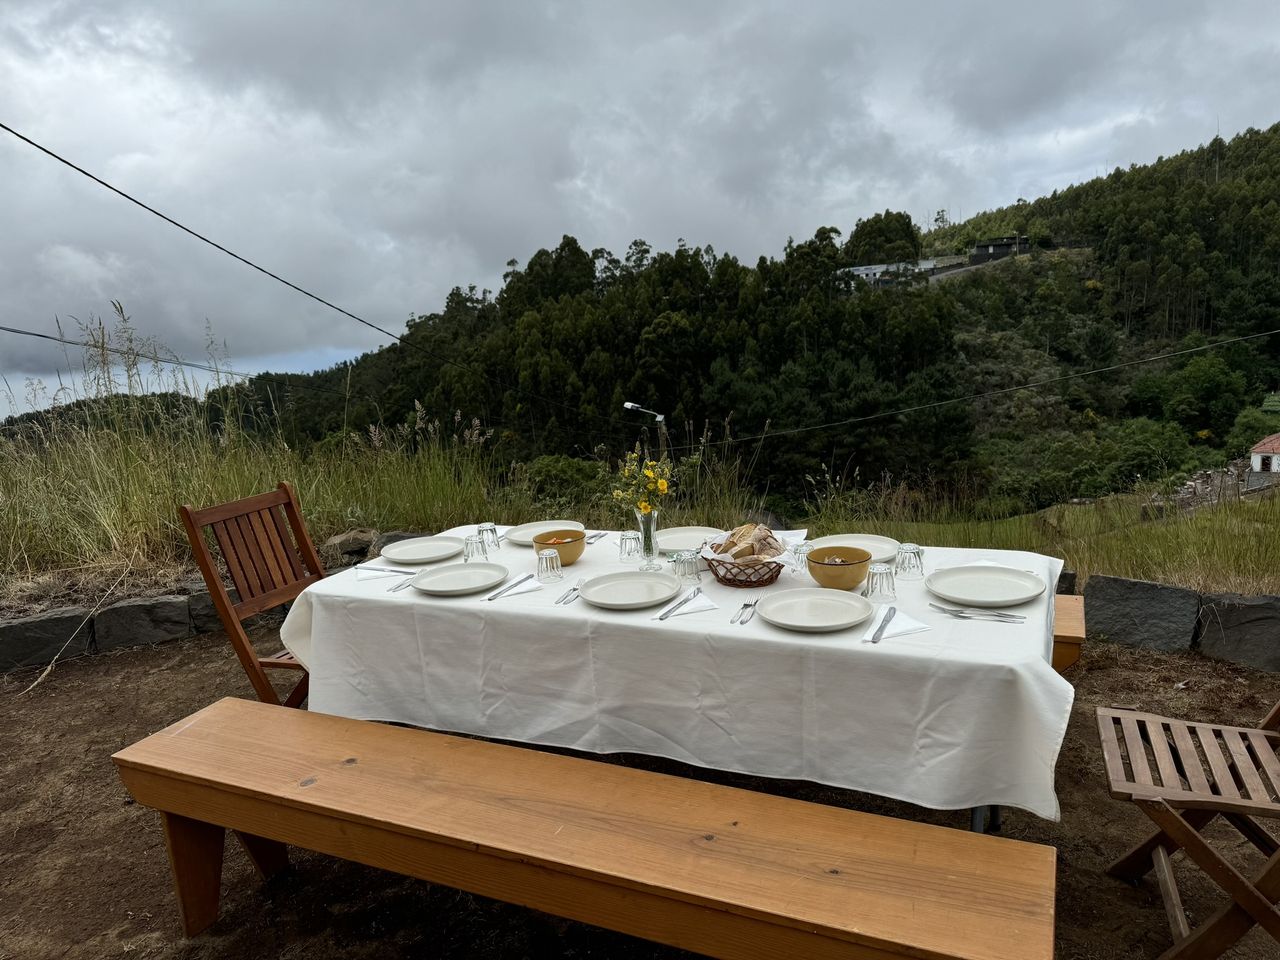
[{"left": 1252, "top": 432, "right": 1280, "bottom": 454}]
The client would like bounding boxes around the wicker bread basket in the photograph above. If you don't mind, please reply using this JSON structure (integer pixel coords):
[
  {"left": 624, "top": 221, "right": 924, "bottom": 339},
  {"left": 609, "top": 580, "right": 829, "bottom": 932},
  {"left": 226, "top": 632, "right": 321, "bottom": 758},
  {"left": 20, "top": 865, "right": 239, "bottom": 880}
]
[{"left": 705, "top": 556, "right": 784, "bottom": 588}]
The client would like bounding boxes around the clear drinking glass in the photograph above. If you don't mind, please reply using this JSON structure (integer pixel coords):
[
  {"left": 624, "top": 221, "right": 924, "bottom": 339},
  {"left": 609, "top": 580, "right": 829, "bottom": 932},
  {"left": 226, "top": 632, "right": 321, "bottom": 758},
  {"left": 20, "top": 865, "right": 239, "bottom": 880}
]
[
  {"left": 536, "top": 548, "right": 564, "bottom": 583},
  {"left": 463, "top": 534, "right": 488, "bottom": 563},
  {"left": 865, "top": 562, "right": 897, "bottom": 603},
  {"left": 477, "top": 522, "right": 501, "bottom": 552},
  {"left": 792, "top": 540, "right": 813, "bottom": 577},
  {"left": 895, "top": 542, "right": 924, "bottom": 581},
  {"left": 672, "top": 550, "right": 701, "bottom": 584},
  {"left": 618, "top": 530, "right": 643, "bottom": 564}
]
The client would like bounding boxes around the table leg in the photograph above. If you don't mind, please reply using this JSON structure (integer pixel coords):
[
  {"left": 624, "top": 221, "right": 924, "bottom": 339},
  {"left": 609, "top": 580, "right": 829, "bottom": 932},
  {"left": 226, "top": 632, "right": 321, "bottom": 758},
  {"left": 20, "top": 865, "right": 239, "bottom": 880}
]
[
  {"left": 970, "top": 807, "right": 986, "bottom": 833},
  {"left": 161, "top": 812, "right": 225, "bottom": 936}
]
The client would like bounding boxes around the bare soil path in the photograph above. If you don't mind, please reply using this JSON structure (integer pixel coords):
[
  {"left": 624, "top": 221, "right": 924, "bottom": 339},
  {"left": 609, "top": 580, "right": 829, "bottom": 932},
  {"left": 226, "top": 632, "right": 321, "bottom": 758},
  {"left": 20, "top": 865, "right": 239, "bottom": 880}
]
[{"left": 2, "top": 632, "right": 1276, "bottom": 959}]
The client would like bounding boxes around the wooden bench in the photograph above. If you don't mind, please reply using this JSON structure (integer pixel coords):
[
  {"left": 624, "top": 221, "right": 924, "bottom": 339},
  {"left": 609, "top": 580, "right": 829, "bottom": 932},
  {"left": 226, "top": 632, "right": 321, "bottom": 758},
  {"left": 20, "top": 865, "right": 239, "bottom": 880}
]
[
  {"left": 113, "top": 698, "right": 1057, "bottom": 960},
  {"left": 1053, "top": 594, "right": 1086, "bottom": 673}
]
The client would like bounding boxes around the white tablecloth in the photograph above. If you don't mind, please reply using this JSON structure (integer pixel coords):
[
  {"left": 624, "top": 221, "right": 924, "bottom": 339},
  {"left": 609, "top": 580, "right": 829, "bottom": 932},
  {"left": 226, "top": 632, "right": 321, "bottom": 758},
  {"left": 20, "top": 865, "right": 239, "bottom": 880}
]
[{"left": 281, "top": 526, "right": 1073, "bottom": 819}]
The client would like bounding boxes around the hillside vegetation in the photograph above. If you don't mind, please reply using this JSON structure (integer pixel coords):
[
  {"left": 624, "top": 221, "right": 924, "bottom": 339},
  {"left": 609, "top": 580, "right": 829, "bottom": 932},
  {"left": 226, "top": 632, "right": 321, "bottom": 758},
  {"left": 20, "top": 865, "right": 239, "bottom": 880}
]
[{"left": 212, "top": 122, "right": 1280, "bottom": 512}]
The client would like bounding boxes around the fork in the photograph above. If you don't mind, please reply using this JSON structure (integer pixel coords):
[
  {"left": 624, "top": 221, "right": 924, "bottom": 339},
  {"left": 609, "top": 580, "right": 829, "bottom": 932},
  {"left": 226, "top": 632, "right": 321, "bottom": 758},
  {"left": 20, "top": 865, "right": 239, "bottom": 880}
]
[
  {"left": 929, "top": 602, "right": 1025, "bottom": 620},
  {"left": 929, "top": 603, "right": 1023, "bottom": 623},
  {"left": 556, "top": 577, "right": 586, "bottom": 604},
  {"left": 731, "top": 600, "right": 758, "bottom": 624},
  {"left": 585, "top": 531, "right": 609, "bottom": 544}
]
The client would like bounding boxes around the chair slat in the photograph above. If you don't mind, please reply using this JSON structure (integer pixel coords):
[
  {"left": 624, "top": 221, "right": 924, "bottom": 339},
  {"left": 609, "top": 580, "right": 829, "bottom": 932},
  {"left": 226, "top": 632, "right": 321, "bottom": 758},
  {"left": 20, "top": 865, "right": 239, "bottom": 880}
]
[
  {"left": 1146, "top": 721, "right": 1183, "bottom": 791},
  {"left": 265, "top": 507, "right": 304, "bottom": 581},
  {"left": 1097, "top": 712, "right": 1131, "bottom": 791},
  {"left": 1170, "top": 722, "right": 1212, "bottom": 795},
  {"left": 1225, "top": 730, "right": 1272, "bottom": 803},
  {"left": 230, "top": 515, "right": 269, "bottom": 597},
  {"left": 1247, "top": 732, "right": 1280, "bottom": 803},
  {"left": 247, "top": 509, "right": 286, "bottom": 592},
  {"left": 1195, "top": 726, "right": 1242, "bottom": 800},
  {"left": 1121, "top": 716, "right": 1155, "bottom": 788},
  {"left": 211, "top": 520, "right": 253, "bottom": 599}
]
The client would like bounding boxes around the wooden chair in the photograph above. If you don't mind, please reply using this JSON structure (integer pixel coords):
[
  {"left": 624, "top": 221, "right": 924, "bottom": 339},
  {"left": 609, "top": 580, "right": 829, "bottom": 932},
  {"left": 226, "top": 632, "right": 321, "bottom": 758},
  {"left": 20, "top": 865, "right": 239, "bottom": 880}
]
[
  {"left": 1096, "top": 695, "right": 1280, "bottom": 958},
  {"left": 179, "top": 482, "right": 324, "bottom": 708}
]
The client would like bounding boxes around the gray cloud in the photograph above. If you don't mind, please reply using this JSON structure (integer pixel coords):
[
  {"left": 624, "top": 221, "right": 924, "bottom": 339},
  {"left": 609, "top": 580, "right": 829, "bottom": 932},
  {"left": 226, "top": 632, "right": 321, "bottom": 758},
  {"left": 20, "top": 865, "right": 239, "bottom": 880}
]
[{"left": 3, "top": 0, "right": 1280, "bottom": 414}]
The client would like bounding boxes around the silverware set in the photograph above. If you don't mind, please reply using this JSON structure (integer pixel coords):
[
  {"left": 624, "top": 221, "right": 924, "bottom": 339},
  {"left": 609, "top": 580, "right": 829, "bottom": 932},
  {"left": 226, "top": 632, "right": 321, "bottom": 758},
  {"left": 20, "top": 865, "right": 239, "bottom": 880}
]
[
  {"left": 556, "top": 578, "right": 586, "bottom": 605},
  {"left": 584, "top": 531, "right": 609, "bottom": 544},
  {"left": 928, "top": 602, "right": 1026, "bottom": 623},
  {"left": 729, "top": 600, "right": 758, "bottom": 625},
  {"left": 658, "top": 587, "right": 702, "bottom": 621},
  {"left": 487, "top": 573, "right": 534, "bottom": 601}
]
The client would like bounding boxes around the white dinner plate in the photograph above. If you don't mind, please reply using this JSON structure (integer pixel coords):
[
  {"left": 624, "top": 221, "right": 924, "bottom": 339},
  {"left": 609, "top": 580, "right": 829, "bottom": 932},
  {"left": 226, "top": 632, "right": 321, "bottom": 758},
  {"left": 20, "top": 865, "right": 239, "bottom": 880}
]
[
  {"left": 808, "top": 534, "right": 901, "bottom": 564},
  {"left": 925, "top": 565, "right": 1045, "bottom": 608},
  {"left": 755, "top": 588, "right": 875, "bottom": 634},
  {"left": 378, "top": 536, "right": 464, "bottom": 564},
  {"left": 579, "top": 571, "right": 682, "bottom": 610},
  {"left": 656, "top": 526, "right": 723, "bottom": 554},
  {"left": 505, "top": 520, "right": 585, "bottom": 546},
  {"left": 411, "top": 562, "right": 508, "bottom": 596}
]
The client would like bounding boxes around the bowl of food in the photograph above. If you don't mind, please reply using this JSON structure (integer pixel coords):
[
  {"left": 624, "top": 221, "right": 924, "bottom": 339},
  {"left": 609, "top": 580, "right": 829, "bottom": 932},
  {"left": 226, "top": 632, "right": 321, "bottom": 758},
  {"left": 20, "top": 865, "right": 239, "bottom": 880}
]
[
  {"left": 532, "top": 528, "right": 587, "bottom": 566},
  {"left": 807, "top": 546, "right": 872, "bottom": 590}
]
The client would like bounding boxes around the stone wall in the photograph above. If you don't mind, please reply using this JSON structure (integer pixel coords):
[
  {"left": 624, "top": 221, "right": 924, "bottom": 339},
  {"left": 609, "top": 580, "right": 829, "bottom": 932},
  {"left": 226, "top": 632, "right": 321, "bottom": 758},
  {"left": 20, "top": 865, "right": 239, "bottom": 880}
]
[
  {"left": 1084, "top": 574, "right": 1280, "bottom": 672},
  {"left": 0, "top": 586, "right": 283, "bottom": 672}
]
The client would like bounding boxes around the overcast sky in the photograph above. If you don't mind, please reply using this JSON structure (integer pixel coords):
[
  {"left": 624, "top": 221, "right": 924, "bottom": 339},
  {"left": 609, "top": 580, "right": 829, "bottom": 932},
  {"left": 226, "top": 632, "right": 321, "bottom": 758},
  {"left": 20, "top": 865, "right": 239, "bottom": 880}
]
[{"left": 3, "top": 1, "right": 1279, "bottom": 415}]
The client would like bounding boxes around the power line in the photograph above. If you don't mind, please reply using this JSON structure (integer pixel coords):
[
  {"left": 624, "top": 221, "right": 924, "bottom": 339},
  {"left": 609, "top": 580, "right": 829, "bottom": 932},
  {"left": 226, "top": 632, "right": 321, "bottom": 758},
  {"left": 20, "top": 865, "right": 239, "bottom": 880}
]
[
  {"left": 671, "top": 328, "right": 1280, "bottom": 452},
  {"left": 0, "top": 120, "right": 632, "bottom": 435},
  {"left": 0, "top": 322, "right": 639, "bottom": 447},
  {"left": 0, "top": 322, "right": 376, "bottom": 403}
]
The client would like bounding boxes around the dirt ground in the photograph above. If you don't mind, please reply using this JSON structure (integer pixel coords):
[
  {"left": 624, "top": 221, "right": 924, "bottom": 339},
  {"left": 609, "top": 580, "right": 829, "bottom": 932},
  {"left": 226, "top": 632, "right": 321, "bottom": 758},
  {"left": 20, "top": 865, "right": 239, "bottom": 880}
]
[{"left": 2, "top": 631, "right": 1277, "bottom": 960}]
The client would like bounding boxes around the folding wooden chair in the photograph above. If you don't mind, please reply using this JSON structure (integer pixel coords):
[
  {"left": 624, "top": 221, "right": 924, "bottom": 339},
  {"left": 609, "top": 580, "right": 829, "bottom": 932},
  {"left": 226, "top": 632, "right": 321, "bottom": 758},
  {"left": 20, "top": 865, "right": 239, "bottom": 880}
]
[
  {"left": 179, "top": 482, "right": 324, "bottom": 708},
  {"left": 1097, "top": 696, "right": 1280, "bottom": 959}
]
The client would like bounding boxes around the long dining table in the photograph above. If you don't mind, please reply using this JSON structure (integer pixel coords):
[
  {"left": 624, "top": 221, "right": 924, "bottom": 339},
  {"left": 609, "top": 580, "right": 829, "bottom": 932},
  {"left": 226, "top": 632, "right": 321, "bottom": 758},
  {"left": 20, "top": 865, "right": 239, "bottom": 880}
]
[{"left": 280, "top": 524, "right": 1073, "bottom": 820}]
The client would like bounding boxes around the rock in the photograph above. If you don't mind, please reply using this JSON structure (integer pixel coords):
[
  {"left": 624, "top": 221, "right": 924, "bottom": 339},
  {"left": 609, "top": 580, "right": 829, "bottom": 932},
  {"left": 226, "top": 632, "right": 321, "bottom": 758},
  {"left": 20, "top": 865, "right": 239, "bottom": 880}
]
[
  {"left": 1056, "top": 569, "right": 1077, "bottom": 595},
  {"left": 370, "top": 530, "right": 431, "bottom": 557},
  {"left": 324, "top": 528, "right": 376, "bottom": 555},
  {"left": 188, "top": 587, "right": 239, "bottom": 634},
  {"left": 321, "top": 527, "right": 377, "bottom": 566},
  {"left": 94, "top": 596, "right": 192, "bottom": 652},
  {"left": 0, "top": 607, "right": 93, "bottom": 670},
  {"left": 1197, "top": 594, "right": 1280, "bottom": 672},
  {"left": 1083, "top": 575, "right": 1199, "bottom": 652}
]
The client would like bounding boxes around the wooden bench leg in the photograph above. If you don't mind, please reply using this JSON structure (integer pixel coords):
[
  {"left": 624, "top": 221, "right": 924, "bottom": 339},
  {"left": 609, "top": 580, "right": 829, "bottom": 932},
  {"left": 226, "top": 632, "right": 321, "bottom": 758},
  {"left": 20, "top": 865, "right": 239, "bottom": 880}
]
[
  {"left": 161, "top": 812, "right": 225, "bottom": 936},
  {"left": 235, "top": 830, "right": 289, "bottom": 880}
]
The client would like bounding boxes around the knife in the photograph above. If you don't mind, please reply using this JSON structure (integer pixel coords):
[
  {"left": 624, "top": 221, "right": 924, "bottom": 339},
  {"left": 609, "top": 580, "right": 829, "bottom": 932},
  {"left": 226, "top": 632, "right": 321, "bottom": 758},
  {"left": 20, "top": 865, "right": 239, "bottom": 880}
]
[
  {"left": 658, "top": 587, "right": 701, "bottom": 621},
  {"left": 487, "top": 573, "right": 534, "bottom": 601},
  {"left": 867, "top": 605, "right": 896, "bottom": 644}
]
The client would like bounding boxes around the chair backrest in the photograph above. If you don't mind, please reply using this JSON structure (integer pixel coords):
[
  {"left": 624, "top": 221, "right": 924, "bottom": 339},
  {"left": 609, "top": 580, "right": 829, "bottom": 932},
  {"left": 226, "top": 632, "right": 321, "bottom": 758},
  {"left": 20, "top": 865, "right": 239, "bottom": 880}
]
[{"left": 179, "top": 481, "right": 324, "bottom": 703}]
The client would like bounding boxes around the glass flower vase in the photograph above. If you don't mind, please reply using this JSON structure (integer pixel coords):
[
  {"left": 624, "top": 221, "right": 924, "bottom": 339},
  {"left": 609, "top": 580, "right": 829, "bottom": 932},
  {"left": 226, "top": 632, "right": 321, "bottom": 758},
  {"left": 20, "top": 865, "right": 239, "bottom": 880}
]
[{"left": 635, "top": 506, "right": 662, "bottom": 572}]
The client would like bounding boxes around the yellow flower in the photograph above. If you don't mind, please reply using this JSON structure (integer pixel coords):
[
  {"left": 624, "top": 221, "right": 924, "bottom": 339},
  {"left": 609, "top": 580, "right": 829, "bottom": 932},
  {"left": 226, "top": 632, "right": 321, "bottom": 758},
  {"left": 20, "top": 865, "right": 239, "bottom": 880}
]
[
  {"left": 657, "top": 478, "right": 668, "bottom": 494},
  {"left": 612, "top": 489, "right": 624, "bottom": 500},
  {"left": 643, "top": 467, "right": 655, "bottom": 479},
  {"left": 638, "top": 500, "right": 652, "bottom": 514}
]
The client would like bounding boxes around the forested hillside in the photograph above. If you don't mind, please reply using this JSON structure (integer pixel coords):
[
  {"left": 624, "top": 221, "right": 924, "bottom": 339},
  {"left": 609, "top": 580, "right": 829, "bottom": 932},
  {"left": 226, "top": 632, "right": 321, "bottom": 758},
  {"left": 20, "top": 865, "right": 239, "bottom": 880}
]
[{"left": 232, "top": 123, "right": 1280, "bottom": 510}]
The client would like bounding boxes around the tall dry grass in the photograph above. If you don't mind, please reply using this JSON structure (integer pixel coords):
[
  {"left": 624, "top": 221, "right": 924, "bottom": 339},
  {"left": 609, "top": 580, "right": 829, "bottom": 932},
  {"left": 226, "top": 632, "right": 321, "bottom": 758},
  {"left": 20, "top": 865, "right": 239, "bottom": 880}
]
[{"left": 5, "top": 312, "right": 1279, "bottom": 598}]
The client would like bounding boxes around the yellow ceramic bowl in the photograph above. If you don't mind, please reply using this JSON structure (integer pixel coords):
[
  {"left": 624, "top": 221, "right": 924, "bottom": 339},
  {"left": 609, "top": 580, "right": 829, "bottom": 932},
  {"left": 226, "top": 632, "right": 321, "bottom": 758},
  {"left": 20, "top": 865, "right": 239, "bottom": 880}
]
[
  {"left": 532, "top": 528, "right": 587, "bottom": 566},
  {"left": 807, "top": 546, "right": 872, "bottom": 590}
]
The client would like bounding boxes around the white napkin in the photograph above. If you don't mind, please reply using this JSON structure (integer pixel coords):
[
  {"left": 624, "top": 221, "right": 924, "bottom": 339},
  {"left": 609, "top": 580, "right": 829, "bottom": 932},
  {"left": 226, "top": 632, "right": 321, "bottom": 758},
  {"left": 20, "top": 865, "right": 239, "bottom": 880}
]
[
  {"left": 774, "top": 529, "right": 809, "bottom": 543},
  {"left": 652, "top": 589, "right": 720, "bottom": 620},
  {"left": 865, "top": 604, "right": 930, "bottom": 639}
]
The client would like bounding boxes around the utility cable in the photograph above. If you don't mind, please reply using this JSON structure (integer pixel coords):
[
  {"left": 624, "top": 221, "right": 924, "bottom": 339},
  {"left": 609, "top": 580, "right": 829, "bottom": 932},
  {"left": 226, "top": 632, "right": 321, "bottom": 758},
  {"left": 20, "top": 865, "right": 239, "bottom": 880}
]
[
  {"left": 670, "top": 328, "right": 1280, "bottom": 451},
  {"left": 0, "top": 120, "right": 633, "bottom": 435}
]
